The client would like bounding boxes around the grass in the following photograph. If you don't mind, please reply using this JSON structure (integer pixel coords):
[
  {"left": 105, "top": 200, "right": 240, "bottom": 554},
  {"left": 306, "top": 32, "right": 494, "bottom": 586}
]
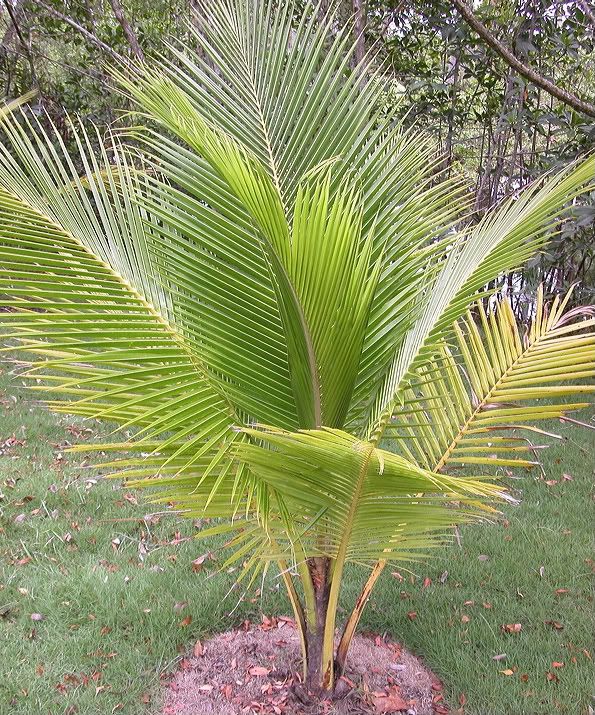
[{"left": 0, "top": 361, "right": 593, "bottom": 715}]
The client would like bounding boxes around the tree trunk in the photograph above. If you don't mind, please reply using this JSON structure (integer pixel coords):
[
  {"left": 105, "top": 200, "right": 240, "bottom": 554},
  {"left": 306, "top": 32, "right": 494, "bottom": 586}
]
[
  {"left": 304, "top": 557, "right": 332, "bottom": 693},
  {"left": 109, "top": 0, "right": 144, "bottom": 61},
  {"left": 353, "top": 0, "right": 366, "bottom": 67}
]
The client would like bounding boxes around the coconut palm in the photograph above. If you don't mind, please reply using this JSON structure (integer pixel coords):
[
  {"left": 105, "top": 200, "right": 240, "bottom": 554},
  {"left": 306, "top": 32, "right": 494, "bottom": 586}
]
[{"left": 0, "top": 0, "right": 594, "bottom": 698}]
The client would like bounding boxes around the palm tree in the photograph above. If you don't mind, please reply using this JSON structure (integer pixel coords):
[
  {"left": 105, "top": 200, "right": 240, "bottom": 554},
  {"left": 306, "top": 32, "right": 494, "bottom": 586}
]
[{"left": 0, "top": 0, "right": 594, "bottom": 698}]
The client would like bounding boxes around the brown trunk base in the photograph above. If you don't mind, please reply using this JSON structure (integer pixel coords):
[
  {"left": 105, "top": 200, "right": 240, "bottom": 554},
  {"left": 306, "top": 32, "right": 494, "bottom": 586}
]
[{"left": 160, "top": 616, "right": 442, "bottom": 715}]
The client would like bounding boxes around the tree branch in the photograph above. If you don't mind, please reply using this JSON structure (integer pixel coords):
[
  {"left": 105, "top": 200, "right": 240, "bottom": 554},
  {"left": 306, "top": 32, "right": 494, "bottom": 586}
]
[
  {"left": 1, "top": 0, "right": 40, "bottom": 92},
  {"left": 577, "top": 0, "right": 595, "bottom": 31},
  {"left": 108, "top": 0, "right": 144, "bottom": 61},
  {"left": 451, "top": 0, "right": 595, "bottom": 118},
  {"left": 29, "top": 0, "right": 128, "bottom": 65}
]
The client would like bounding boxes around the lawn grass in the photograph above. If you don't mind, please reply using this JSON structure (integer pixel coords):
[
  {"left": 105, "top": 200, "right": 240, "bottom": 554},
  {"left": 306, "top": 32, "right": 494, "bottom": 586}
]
[{"left": 1, "top": 360, "right": 593, "bottom": 715}]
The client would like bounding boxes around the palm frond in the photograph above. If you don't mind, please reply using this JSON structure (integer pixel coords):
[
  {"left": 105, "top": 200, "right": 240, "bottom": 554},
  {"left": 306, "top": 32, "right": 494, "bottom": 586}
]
[
  {"left": 366, "top": 157, "right": 595, "bottom": 440},
  {"left": 0, "top": 109, "right": 243, "bottom": 485},
  {"left": 236, "top": 425, "right": 506, "bottom": 564},
  {"left": 385, "top": 287, "right": 595, "bottom": 470}
]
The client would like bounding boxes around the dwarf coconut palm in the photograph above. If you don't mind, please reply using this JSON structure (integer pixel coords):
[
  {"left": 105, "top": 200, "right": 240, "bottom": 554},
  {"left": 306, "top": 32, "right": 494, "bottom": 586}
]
[{"left": 1, "top": 0, "right": 594, "bottom": 697}]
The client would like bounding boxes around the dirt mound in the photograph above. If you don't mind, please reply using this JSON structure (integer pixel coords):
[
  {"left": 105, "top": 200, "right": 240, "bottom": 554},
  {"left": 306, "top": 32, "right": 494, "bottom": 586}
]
[{"left": 161, "top": 616, "right": 445, "bottom": 715}]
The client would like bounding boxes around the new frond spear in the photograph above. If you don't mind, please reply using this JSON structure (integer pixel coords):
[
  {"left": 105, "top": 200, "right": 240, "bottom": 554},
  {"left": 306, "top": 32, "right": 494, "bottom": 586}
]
[{"left": 0, "top": 0, "right": 594, "bottom": 699}]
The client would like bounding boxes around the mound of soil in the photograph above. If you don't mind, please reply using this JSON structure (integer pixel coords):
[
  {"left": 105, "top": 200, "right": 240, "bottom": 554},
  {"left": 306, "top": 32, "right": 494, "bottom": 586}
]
[{"left": 161, "top": 616, "right": 446, "bottom": 715}]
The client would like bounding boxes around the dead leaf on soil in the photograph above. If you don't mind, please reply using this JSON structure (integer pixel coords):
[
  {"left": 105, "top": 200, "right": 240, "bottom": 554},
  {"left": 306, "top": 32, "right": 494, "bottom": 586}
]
[
  {"left": 248, "top": 666, "right": 270, "bottom": 677},
  {"left": 372, "top": 685, "right": 410, "bottom": 713}
]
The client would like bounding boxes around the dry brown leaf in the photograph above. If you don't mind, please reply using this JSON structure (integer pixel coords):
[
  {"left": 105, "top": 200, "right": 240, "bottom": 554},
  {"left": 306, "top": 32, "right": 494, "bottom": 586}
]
[
  {"left": 372, "top": 685, "right": 410, "bottom": 713},
  {"left": 501, "top": 623, "right": 522, "bottom": 634},
  {"left": 248, "top": 666, "right": 270, "bottom": 677},
  {"left": 545, "top": 620, "right": 564, "bottom": 630}
]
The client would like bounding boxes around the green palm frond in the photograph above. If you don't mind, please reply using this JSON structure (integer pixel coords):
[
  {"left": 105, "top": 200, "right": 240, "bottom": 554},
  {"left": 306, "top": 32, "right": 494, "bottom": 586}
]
[
  {"left": 0, "top": 110, "right": 245, "bottom": 488},
  {"left": 0, "top": 182, "right": 236, "bottom": 463},
  {"left": 366, "top": 158, "right": 595, "bottom": 440},
  {"left": 115, "top": 0, "right": 468, "bottom": 431},
  {"left": 236, "top": 425, "right": 507, "bottom": 563},
  {"left": 0, "top": 91, "right": 37, "bottom": 119},
  {"left": 385, "top": 287, "right": 595, "bottom": 471}
]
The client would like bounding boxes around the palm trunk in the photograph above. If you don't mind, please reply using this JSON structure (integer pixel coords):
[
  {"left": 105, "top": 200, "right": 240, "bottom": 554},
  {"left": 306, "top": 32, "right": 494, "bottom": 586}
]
[
  {"left": 284, "top": 552, "right": 384, "bottom": 696},
  {"left": 304, "top": 556, "right": 332, "bottom": 693}
]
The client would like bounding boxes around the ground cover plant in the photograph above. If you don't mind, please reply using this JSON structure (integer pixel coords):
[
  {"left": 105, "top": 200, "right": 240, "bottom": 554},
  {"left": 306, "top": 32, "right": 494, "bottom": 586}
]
[{"left": 0, "top": 0, "right": 595, "bottom": 706}]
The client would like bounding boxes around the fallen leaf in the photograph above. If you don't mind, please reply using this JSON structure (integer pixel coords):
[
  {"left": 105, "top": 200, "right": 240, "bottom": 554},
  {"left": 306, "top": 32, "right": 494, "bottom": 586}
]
[
  {"left": 173, "top": 601, "right": 188, "bottom": 612},
  {"left": 248, "top": 666, "right": 270, "bottom": 677},
  {"left": 391, "top": 571, "right": 404, "bottom": 582},
  {"left": 501, "top": 623, "right": 522, "bottom": 634},
  {"left": 422, "top": 577, "right": 432, "bottom": 588},
  {"left": 539, "top": 566, "right": 545, "bottom": 578},
  {"left": 561, "top": 473, "right": 573, "bottom": 481},
  {"left": 545, "top": 620, "right": 564, "bottom": 630},
  {"left": 221, "top": 684, "right": 233, "bottom": 700},
  {"left": 545, "top": 479, "right": 558, "bottom": 486},
  {"left": 555, "top": 588, "right": 569, "bottom": 596},
  {"left": 433, "top": 706, "right": 449, "bottom": 715},
  {"left": 439, "top": 570, "right": 449, "bottom": 584},
  {"left": 191, "top": 555, "right": 207, "bottom": 572},
  {"left": 492, "top": 654, "right": 507, "bottom": 661},
  {"left": 546, "top": 671, "right": 559, "bottom": 682},
  {"left": 30, "top": 613, "right": 45, "bottom": 622},
  {"left": 193, "top": 640, "right": 204, "bottom": 657},
  {"left": 461, "top": 615, "right": 470, "bottom": 624},
  {"left": 179, "top": 615, "right": 192, "bottom": 627},
  {"left": 372, "top": 685, "right": 410, "bottom": 713},
  {"left": 407, "top": 611, "right": 417, "bottom": 620},
  {"left": 500, "top": 669, "right": 515, "bottom": 676},
  {"left": 551, "top": 661, "right": 564, "bottom": 668},
  {"left": 478, "top": 554, "right": 489, "bottom": 562}
]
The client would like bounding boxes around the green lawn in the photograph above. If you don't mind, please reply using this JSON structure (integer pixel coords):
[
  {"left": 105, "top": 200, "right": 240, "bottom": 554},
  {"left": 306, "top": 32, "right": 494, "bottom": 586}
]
[{"left": 1, "top": 361, "right": 593, "bottom": 715}]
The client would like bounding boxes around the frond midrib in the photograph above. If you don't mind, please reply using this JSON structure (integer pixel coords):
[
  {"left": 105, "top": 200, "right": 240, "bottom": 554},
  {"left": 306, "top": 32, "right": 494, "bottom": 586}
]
[{"left": 433, "top": 317, "right": 563, "bottom": 471}]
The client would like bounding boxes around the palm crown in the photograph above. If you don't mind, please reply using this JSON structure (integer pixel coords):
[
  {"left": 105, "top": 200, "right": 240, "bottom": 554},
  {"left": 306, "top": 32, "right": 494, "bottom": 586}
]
[{"left": 0, "top": 0, "right": 594, "bottom": 694}]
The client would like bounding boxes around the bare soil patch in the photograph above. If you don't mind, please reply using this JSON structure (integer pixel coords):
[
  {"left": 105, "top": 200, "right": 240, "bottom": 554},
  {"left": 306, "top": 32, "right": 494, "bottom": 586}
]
[{"left": 161, "top": 616, "right": 445, "bottom": 715}]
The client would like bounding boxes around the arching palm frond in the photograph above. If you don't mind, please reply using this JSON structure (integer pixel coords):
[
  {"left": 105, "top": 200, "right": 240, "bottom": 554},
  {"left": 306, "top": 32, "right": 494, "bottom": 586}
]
[
  {"left": 384, "top": 287, "right": 595, "bottom": 471},
  {"left": 366, "top": 159, "right": 595, "bottom": 440}
]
